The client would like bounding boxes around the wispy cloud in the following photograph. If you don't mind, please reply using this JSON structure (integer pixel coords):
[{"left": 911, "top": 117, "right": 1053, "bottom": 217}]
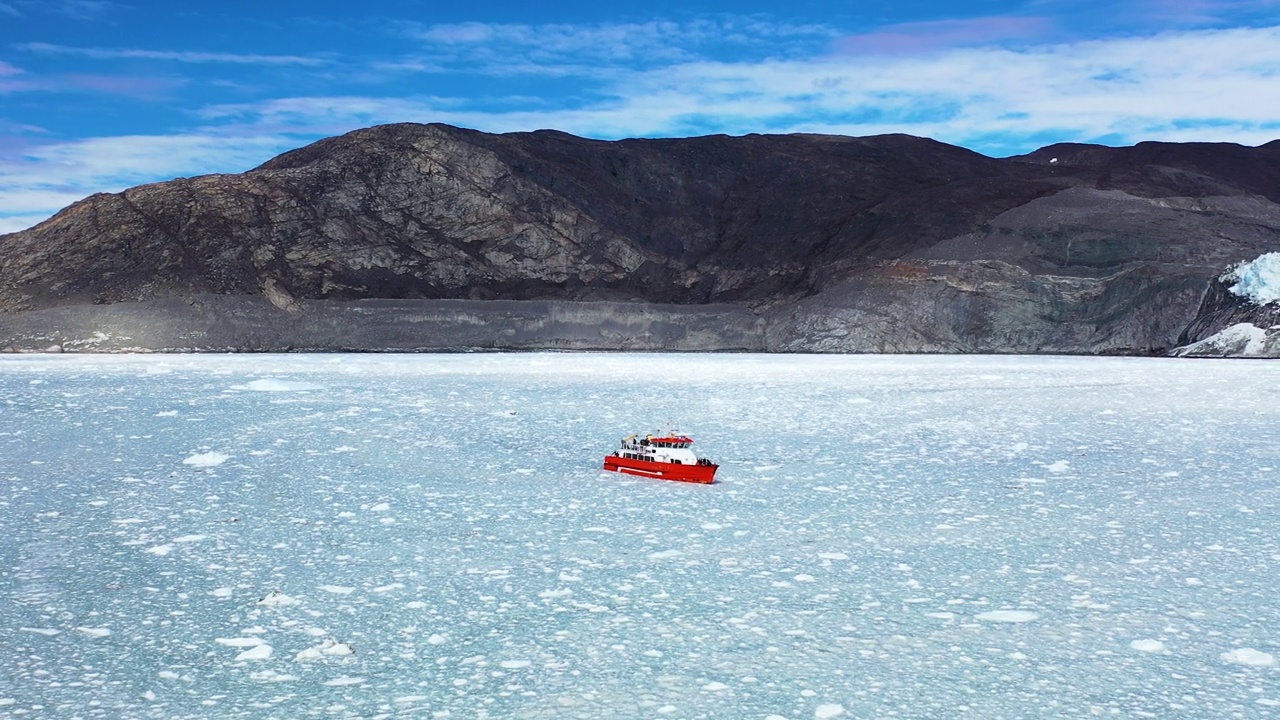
[
  {"left": 0, "top": 66, "right": 184, "bottom": 98},
  {"left": 1126, "top": 0, "right": 1280, "bottom": 24},
  {"left": 392, "top": 18, "right": 837, "bottom": 75},
  {"left": 8, "top": 0, "right": 119, "bottom": 21},
  {"left": 836, "top": 16, "right": 1053, "bottom": 54},
  {"left": 19, "top": 42, "right": 330, "bottom": 66}
]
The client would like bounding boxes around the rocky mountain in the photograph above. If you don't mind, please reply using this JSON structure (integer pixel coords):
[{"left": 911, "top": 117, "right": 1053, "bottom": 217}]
[{"left": 1, "top": 123, "right": 1278, "bottom": 354}]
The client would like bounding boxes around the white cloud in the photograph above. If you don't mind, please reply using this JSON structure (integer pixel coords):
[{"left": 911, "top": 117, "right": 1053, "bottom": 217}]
[
  {"left": 395, "top": 18, "right": 837, "bottom": 73},
  {"left": 20, "top": 42, "right": 330, "bottom": 66}
]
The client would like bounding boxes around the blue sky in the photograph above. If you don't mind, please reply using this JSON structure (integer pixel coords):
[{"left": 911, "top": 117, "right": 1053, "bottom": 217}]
[{"left": 1, "top": 0, "right": 1279, "bottom": 233}]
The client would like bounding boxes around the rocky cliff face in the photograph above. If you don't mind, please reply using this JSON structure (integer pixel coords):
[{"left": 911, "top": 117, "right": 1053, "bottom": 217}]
[{"left": 1, "top": 124, "right": 1278, "bottom": 354}]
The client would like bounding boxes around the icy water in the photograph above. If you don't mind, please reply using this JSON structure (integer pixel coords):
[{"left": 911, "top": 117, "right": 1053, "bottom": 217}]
[{"left": 1, "top": 353, "right": 1279, "bottom": 720}]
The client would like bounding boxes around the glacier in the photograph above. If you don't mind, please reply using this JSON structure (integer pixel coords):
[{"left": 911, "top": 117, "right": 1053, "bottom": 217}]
[{"left": 1, "top": 352, "right": 1278, "bottom": 719}]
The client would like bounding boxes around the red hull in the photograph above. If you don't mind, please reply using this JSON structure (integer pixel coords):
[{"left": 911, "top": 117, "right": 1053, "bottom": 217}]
[{"left": 603, "top": 454, "right": 718, "bottom": 484}]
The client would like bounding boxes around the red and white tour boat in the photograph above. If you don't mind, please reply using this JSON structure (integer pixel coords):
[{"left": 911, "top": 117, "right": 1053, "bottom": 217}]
[{"left": 603, "top": 433, "right": 719, "bottom": 484}]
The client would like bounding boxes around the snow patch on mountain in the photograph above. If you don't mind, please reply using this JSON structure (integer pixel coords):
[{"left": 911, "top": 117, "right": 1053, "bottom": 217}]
[{"left": 1173, "top": 322, "right": 1272, "bottom": 357}]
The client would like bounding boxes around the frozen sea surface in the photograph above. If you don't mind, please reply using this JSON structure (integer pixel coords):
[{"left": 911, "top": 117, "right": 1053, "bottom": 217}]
[{"left": 1, "top": 353, "right": 1278, "bottom": 719}]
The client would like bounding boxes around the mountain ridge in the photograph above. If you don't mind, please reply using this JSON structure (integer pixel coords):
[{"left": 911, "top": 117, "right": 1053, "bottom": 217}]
[{"left": 2, "top": 123, "right": 1278, "bottom": 355}]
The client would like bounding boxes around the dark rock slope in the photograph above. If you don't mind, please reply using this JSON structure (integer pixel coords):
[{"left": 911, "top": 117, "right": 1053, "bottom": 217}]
[{"left": 1, "top": 123, "right": 1278, "bottom": 353}]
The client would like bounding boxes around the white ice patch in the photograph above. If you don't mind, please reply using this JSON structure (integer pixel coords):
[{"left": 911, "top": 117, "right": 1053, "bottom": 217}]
[
  {"left": 1130, "top": 639, "right": 1167, "bottom": 653},
  {"left": 815, "top": 704, "right": 846, "bottom": 718},
  {"left": 702, "top": 681, "right": 729, "bottom": 691},
  {"left": 257, "top": 590, "right": 298, "bottom": 606},
  {"left": 20, "top": 627, "right": 61, "bottom": 636},
  {"left": 235, "top": 644, "right": 274, "bottom": 661},
  {"left": 233, "top": 379, "right": 325, "bottom": 392},
  {"left": 295, "top": 639, "right": 355, "bottom": 660},
  {"left": 1043, "top": 461, "right": 1071, "bottom": 474},
  {"left": 499, "top": 660, "right": 531, "bottom": 669},
  {"left": 173, "top": 534, "right": 206, "bottom": 543},
  {"left": 975, "top": 610, "right": 1039, "bottom": 623},
  {"left": 76, "top": 627, "right": 111, "bottom": 638},
  {"left": 318, "top": 584, "right": 355, "bottom": 595},
  {"left": 649, "top": 549, "right": 684, "bottom": 560},
  {"left": 216, "top": 637, "right": 265, "bottom": 648},
  {"left": 1221, "top": 648, "right": 1276, "bottom": 666},
  {"left": 182, "top": 452, "right": 229, "bottom": 467},
  {"left": 146, "top": 544, "right": 174, "bottom": 556},
  {"left": 1223, "top": 252, "right": 1280, "bottom": 305}
]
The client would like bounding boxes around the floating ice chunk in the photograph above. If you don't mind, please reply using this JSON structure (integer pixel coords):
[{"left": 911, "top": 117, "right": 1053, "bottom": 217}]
[
  {"left": 211, "top": 587, "right": 233, "bottom": 598},
  {"left": 323, "top": 676, "right": 365, "bottom": 686},
  {"left": 20, "top": 627, "right": 61, "bottom": 636},
  {"left": 215, "top": 637, "right": 266, "bottom": 648},
  {"left": 1221, "top": 648, "right": 1276, "bottom": 666},
  {"left": 649, "top": 549, "right": 684, "bottom": 560},
  {"left": 794, "top": 574, "right": 816, "bottom": 583},
  {"left": 155, "top": 410, "right": 179, "bottom": 417},
  {"left": 499, "top": 660, "right": 531, "bottom": 669},
  {"left": 257, "top": 590, "right": 298, "bottom": 606},
  {"left": 1043, "top": 461, "right": 1070, "bottom": 473},
  {"left": 702, "top": 681, "right": 729, "bottom": 691},
  {"left": 818, "top": 552, "right": 848, "bottom": 561},
  {"left": 1130, "top": 639, "right": 1167, "bottom": 653},
  {"left": 76, "top": 627, "right": 111, "bottom": 638},
  {"left": 815, "top": 704, "right": 846, "bottom": 718},
  {"left": 975, "top": 610, "right": 1039, "bottom": 623},
  {"left": 173, "top": 534, "right": 206, "bottom": 543},
  {"left": 369, "top": 502, "right": 390, "bottom": 512},
  {"left": 183, "top": 452, "right": 229, "bottom": 467},
  {"left": 235, "top": 644, "right": 273, "bottom": 661},
  {"left": 295, "top": 639, "right": 355, "bottom": 661},
  {"left": 318, "top": 585, "right": 355, "bottom": 595},
  {"left": 234, "top": 379, "right": 325, "bottom": 392},
  {"left": 925, "top": 612, "right": 955, "bottom": 620},
  {"left": 427, "top": 634, "right": 447, "bottom": 645},
  {"left": 373, "top": 583, "right": 404, "bottom": 593},
  {"left": 538, "top": 588, "right": 572, "bottom": 599},
  {"left": 146, "top": 544, "right": 174, "bottom": 556}
]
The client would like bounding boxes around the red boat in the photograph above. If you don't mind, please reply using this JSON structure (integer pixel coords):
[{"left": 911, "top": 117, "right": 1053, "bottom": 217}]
[{"left": 603, "top": 433, "right": 719, "bottom": 484}]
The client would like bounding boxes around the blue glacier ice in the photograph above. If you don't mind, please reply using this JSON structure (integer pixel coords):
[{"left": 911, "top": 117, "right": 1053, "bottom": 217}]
[{"left": 1, "top": 353, "right": 1278, "bottom": 719}]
